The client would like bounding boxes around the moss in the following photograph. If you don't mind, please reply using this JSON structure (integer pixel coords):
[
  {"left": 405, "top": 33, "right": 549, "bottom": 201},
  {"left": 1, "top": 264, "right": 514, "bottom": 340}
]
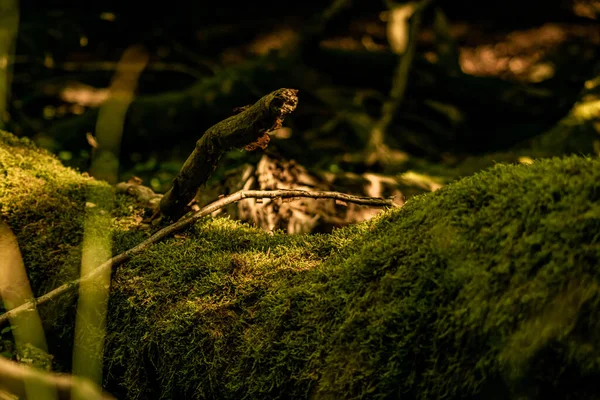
[
  {"left": 2, "top": 130, "right": 600, "bottom": 399},
  {"left": 0, "top": 130, "right": 143, "bottom": 321},
  {"left": 103, "top": 156, "right": 600, "bottom": 399},
  {"left": 1, "top": 131, "right": 92, "bottom": 294}
]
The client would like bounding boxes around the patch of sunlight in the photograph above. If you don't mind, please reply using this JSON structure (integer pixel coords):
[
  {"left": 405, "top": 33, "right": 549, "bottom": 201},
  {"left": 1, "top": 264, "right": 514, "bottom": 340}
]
[
  {"left": 584, "top": 76, "right": 600, "bottom": 90},
  {"left": 60, "top": 82, "right": 109, "bottom": 107},
  {"left": 386, "top": 2, "right": 416, "bottom": 54},
  {"left": 398, "top": 171, "right": 443, "bottom": 191},
  {"left": 99, "top": 12, "right": 116, "bottom": 21},
  {"left": 518, "top": 156, "right": 534, "bottom": 165},
  {"left": 572, "top": 98, "right": 600, "bottom": 121}
]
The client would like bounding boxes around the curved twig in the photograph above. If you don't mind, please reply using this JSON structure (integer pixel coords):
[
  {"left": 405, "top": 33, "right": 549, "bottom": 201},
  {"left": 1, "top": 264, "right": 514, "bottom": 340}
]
[{"left": 0, "top": 189, "right": 398, "bottom": 325}]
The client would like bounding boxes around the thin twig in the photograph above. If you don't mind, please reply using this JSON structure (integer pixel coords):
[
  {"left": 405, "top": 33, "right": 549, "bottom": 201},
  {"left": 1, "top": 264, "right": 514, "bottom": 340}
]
[{"left": 0, "top": 189, "right": 398, "bottom": 325}]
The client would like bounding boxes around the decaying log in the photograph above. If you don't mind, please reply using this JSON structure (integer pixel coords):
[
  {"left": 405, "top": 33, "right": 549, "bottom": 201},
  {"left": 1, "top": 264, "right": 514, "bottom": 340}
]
[{"left": 158, "top": 88, "right": 299, "bottom": 220}]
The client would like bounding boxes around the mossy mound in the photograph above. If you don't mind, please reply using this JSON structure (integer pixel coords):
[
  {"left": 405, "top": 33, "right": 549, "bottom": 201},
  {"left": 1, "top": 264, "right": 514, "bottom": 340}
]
[
  {"left": 1, "top": 131, "right": 600, "bottom": 399},
  {"left": 0, "top": 130, "right": 104, "bottom": 294},
  {"left": 105, "top": 156, "right": 600, "bottom": 400},
  {"left": 0, "top": 131, "right": 139, "bottom": 295},
  {"left": 0, "top": 130, "right": 142, "bottom": 353}
]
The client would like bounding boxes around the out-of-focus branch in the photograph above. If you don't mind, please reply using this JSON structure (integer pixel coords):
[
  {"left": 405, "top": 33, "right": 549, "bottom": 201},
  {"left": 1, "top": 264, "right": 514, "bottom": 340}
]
[
  {"left": 9, "top": 56, "right": 206, "bottom": 80},
  {"left": 0, "top": 357, "right": 115, "bottom": 400},
  {"left": 72, "top": 45, "right": 148, "bottom": 395},
  {"left": 368, "top": 0, "right": 435, "bottom": 165},
  {"left": 0, "top": 219, "right": 48, "bottom": 353},
  {"left": 0, "top": 217, "right": 58, "bottom": 399},
  {"left": 0, "top": 0, "right": 19, "bottom": 130}
]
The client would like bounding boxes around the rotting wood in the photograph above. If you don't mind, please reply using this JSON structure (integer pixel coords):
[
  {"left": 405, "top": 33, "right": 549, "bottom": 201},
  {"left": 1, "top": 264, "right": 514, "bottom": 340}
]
[{"left": 158, "top": 88, "right": 299, "bottom": 221}]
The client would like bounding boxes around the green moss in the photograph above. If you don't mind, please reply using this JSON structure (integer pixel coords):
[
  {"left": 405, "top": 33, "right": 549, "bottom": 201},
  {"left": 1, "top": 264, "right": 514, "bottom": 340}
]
[
  {"left": 0, "top": 130, "right": 95, "bottom": 294},
  {"left": 103, "top": 156, "right": 600, "bottom": 399},
  {"left": 2, "top": 130, "right": 600, "bottom": 399},
  {"left": 0, "top": 130, "right": 142, "bottom": 314}
]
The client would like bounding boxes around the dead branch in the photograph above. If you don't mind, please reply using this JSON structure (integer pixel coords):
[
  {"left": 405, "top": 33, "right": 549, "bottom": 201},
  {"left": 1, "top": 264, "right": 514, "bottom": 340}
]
[
  {"left": 368, "top": 0, "right": 434, "bottom": 165},
  {"left": 0, "top": 219, "right": 48, "bottom": 352},
  {"left": 159, "top": 88, "right": 299, "bottom": 220},
  {"left": 0, "top": 189, "right": 397, "bottom": 325},
  {"left": 0, "top": 356, "right": 115, "bottom": 400}
]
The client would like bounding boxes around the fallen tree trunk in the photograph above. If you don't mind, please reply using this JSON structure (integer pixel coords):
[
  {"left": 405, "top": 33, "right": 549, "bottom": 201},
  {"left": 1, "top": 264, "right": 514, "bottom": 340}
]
[{"left": 2, "top": 130, "right": 600, "bottom": 399}]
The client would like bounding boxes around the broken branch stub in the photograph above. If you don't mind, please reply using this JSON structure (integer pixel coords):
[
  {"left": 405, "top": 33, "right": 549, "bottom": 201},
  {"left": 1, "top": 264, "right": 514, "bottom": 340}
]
[{"left": 159, "top": 88, "right": 299, "bottom": 220}]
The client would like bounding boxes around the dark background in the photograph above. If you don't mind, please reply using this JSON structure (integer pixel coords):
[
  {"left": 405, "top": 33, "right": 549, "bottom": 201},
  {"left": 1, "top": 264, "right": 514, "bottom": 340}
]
[{"left": 4, "top": 0, "right": 600, "bottom": 192}]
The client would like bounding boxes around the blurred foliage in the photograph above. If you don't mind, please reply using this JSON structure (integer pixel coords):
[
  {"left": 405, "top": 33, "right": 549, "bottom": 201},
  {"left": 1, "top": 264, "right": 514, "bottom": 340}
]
[{"left": 1, "top": 0, "right": 598, "bottom": 196}]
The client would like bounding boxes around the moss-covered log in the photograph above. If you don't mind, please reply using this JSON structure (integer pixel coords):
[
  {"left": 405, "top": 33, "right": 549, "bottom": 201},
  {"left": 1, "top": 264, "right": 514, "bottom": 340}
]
[{"left": 1, "top": 131, "right": 600, "bottom": 399}]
